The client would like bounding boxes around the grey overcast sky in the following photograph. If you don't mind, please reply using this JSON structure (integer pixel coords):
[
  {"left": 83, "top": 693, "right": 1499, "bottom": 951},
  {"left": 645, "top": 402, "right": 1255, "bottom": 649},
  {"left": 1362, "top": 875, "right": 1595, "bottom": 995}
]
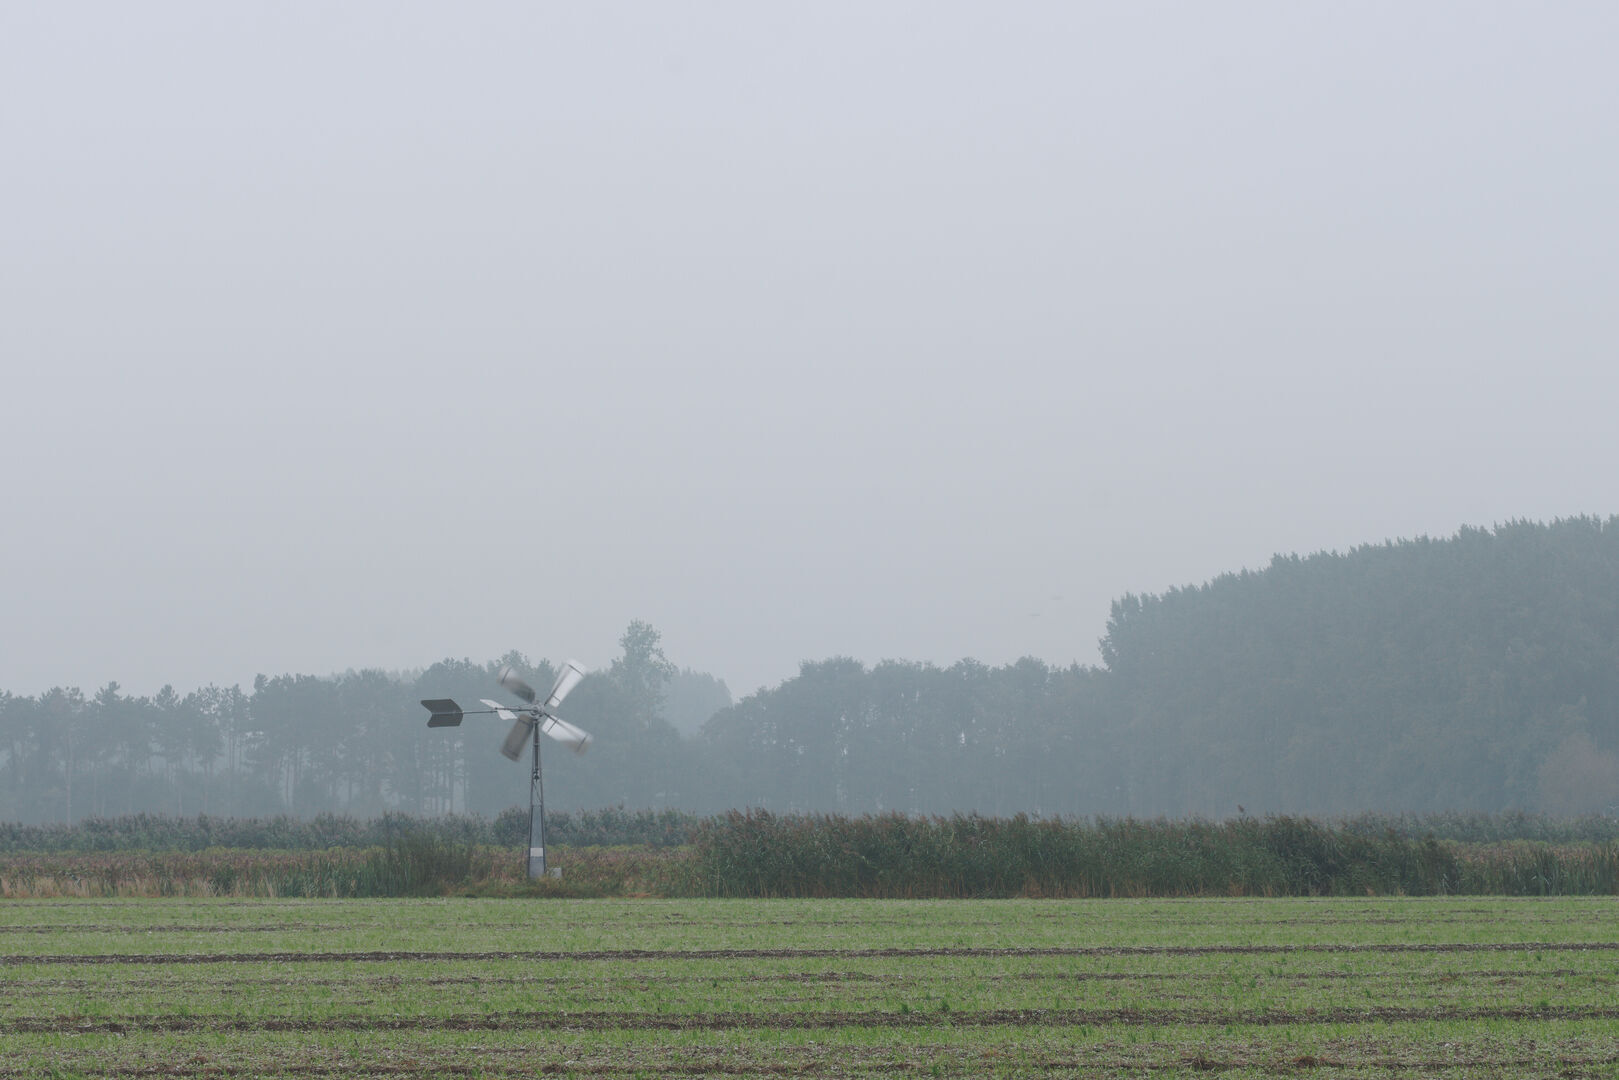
[{"left": 3, "top": 2, "right": 1617, "bottom": 699}]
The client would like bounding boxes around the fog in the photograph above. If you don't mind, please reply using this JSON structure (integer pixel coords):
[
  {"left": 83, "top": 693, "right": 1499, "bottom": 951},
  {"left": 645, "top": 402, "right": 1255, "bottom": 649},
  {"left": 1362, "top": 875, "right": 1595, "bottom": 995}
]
[{"left": 4, "top": 2, "right": 1617, "bottom": 698}]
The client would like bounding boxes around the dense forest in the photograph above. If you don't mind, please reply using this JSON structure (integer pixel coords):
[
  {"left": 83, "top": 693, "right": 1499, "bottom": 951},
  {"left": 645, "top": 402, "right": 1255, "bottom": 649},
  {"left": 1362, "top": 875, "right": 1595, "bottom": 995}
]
[{"left": 4, "top": 517, "right": 1618, "bottom": 824}]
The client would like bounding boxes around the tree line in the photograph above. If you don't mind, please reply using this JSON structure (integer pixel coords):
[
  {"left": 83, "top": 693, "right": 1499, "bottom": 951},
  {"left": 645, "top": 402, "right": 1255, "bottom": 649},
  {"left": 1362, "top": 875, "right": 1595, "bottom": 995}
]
[{"left": 4, "top": 517, "right": 1619, "bottom": 823}]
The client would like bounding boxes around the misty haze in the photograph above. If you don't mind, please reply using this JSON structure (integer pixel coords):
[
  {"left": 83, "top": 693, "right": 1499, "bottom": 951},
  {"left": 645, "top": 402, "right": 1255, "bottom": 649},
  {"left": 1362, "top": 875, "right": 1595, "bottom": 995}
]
[{"left": 4, "top": 3, "right": 1618, "bottom": 826}]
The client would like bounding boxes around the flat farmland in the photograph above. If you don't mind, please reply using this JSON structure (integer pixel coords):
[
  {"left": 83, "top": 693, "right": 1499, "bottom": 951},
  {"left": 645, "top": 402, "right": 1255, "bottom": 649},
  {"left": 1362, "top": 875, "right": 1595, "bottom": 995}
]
[{"left": 3, "top": 897, "right": 1619, "bottom": 1077}]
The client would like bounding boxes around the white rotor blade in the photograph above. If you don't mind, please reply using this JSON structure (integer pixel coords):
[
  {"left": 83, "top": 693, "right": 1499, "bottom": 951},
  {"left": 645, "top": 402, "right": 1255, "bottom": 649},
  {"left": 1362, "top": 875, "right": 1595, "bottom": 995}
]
[
  {"left": 543, "top": 660, "right": 587, "bottom": 711},
  {"left": 540, "top": 715, "right": 593, "bottom": 754},
  {"left": 496, "top": 664, "right": 537, "bottom": 705},
  {"left": 499, "top": 714, "right": 537, "bottom": 761},
  {"left": 479, "top": 699, "right": 518, "bottom": 722}
]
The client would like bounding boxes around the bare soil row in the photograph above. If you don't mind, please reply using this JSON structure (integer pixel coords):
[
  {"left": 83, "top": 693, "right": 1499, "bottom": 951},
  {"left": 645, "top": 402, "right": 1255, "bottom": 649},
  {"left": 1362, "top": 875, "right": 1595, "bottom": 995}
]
[
  {"left": 13, "top": 1003, "right": 1619, "bottom": 1034},
  {"left": 7, "top": 940, "right": 1619, "bottom": 965},
  {"left": 13, "top": 1035, "right": 1619, "bottom": 1079},
  {"left": 3, "top": 1061, "right": 1614, "bottom": 1080},
  {"left": 0, "top": 922, "right": 320, "bottom": 934},
  {"left": 1, "top": 965, "right": 1601, "bottom": 991}
]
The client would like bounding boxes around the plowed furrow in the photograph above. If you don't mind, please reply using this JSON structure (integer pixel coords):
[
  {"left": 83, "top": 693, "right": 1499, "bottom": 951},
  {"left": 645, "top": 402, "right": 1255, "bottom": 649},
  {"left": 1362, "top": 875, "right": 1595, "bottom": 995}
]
[
  {"left": 12, "top": 1003, "right": 1619, "bottom": 1033},
  {"left": 5, "top": 941, "right": 1618, "bottom": 965}
]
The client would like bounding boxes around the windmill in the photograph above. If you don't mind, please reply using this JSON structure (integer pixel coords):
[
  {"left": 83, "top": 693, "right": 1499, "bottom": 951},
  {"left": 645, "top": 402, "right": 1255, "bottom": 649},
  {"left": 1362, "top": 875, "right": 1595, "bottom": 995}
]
[{"left": 420, "top": 661, "right": 592, "bottom": 879}]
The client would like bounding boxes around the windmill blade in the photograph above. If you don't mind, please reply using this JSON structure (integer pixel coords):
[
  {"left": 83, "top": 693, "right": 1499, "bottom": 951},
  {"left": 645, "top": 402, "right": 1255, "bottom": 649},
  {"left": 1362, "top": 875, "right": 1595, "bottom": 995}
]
[
  {"left": 499, "top": 714, "right": 538, "bottom": 761},
  {"left": 543, "top": 659, "right": 587, "bottom": 711},
  {"left": 540, "top": 714, "right": 593, "bottom": 754},
  {"left": 479, "top": 698, "right": 519, "bottom": 722},
  {"left": 421, "top": 699, "right": 464, "bottom": 728},
  {"left": 496, "top": 664, "right": 537, "bottom": 704}
]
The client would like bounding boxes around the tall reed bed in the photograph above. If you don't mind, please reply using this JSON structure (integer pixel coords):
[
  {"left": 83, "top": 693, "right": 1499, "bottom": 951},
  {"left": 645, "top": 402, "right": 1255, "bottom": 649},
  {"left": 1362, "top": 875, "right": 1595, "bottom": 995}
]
[
  {"left": 689, "top": 811, "right": 1469, "bottom": 898},
  {"left": 9, "top": 811, "right": 1619, "bottom": 899},
  {"left": 0, "top": 808, "right": 700, "bottom": 854},
  {"left": 1451, "top": 841, "right": 1619, "bottom": 895},
  {"left": 1343, "top": 811, "right": 1619, "bottom": 845},
  {"left": 0, "top": 839, "right": 682, "bottom": 899},
  {"left": 0, "top": 849, "right": 378, "bottom": 898},
  {"left": 8, "top": 809, "right": 1616, "bottom": 856}
]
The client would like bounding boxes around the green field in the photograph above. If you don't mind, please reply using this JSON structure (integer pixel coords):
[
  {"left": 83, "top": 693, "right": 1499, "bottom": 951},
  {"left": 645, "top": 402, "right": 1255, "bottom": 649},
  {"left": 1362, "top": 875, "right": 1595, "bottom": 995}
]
[{"left": 3, "top": 897, "right": 1619, "bottom": 1077}]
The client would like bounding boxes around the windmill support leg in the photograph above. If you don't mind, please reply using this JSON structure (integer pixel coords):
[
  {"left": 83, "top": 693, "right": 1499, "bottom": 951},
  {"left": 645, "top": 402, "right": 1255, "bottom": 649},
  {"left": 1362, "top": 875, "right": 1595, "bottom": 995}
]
[{"left": 527, "top": 724, "right": 545, "bottom": 880}]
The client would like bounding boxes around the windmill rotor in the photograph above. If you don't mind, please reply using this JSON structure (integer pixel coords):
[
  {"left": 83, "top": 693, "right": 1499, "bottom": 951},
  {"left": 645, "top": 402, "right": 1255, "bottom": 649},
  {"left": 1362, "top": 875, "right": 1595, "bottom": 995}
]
[
  {"left": 493, "top": 660, "right": 591, "bottom": 759},
  {"left": 500, "top": 712, "right": 539, "bottom": 762},
  {"left": 496, "top": 664, "right": 538, "bottom": 705},
  {"left": 479, "top": 699, "right": 519, "bottom": 721},
  {"left": 542, "top": 660, "right": 586, "bottom": 711},
  {"left": 539, "top": 714, "right": 592, "bottom": 753}
]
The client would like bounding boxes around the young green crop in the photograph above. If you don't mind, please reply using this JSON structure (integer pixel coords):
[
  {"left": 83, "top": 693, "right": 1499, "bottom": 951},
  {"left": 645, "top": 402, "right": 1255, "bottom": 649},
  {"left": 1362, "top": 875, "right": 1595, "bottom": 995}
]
[{"left": 5, "top": 897, "right": 1619, "bottom": 1077}]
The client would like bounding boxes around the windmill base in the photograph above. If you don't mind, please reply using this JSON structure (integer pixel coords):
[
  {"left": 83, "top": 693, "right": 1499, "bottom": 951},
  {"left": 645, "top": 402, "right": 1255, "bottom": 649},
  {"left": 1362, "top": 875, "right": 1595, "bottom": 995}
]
[{"left": 526, "top": 850, "right": 563, "bottom": 881}]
